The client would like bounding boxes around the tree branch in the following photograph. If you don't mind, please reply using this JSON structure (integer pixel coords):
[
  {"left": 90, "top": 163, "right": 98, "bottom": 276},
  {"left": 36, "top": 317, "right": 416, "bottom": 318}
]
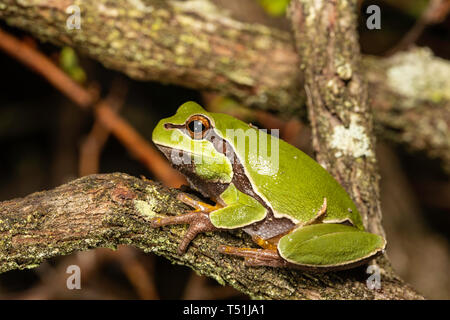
[
  {"left": 0, "top": 0, "right": 449, "bottom": 171},
  {"left": 364, "top": 49, "right": 450, "bottom": 173},
  {"left": 0, "top": 173, "right": 422, "bottom": 299},
  {"left": 285, "top": 0, "right": 424, "bottom": 299},
  {"left": 288, "top": 0, "right": 383, "bottom": 235}
]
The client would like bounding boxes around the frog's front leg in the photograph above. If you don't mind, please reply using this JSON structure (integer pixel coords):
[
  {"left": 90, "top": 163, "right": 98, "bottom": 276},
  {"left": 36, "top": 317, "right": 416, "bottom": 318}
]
[
  {"left": 150, "top": 189, "right": 267, "bottom": 254},
  {"left": 150, "top": 193, "right": 220, "bottom": 254}
]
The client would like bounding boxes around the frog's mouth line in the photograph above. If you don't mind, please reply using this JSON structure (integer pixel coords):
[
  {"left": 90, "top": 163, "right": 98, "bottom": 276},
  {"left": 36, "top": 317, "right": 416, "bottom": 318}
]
[
  {"left": 154, "top": 143, "right": 216, "bottom": 165},
  {"left": 163, "top": 123, "right": 184, "bottom": 130},
  {"left": 154, "top": 143, "right": 177, "bottom": 160}
]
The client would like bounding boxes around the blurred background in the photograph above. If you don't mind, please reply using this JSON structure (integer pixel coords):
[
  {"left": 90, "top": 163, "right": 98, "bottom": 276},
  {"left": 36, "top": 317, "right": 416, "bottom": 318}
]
[{"left": 0, "top": 0, "right": 449, "bottom": 299}]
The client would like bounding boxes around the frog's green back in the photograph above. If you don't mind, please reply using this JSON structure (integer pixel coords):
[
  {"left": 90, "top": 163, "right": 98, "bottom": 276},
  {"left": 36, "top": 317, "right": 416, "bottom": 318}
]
[{"left": 211, "top": 112, "right": 364, "bottom": 229}]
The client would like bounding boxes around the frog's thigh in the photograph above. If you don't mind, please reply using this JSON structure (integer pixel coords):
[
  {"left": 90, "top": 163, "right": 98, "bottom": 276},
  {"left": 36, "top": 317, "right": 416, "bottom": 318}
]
[
  {"left": 209, "top": 203, "right": 266, "bottom": 229},
  {"left": 278, "top": 224, "right": 386, "bottom": 267}
]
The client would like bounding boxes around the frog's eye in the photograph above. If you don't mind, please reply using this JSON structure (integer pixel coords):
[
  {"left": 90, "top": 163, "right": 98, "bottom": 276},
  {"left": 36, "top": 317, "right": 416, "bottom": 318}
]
[{"left": 186, "top": 115, "right": 211, "bottom": 139}]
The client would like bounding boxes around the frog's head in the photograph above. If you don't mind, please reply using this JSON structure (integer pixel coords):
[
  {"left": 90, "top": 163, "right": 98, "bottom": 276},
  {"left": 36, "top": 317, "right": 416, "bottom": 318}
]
[
  {"left": 152, "top": 101, "right": 233, "bottom": 184},
  {"left": 152, "top": 101, "right": 216, "bottom": 156}
]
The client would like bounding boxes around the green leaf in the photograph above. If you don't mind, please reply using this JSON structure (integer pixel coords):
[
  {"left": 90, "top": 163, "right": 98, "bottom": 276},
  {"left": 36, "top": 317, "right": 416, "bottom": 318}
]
[
  {"left": 59, "top": 46, "right": 78, "bottom": 71},
  {"left": 59, "top": 47, "right": 86, "bottom": 84},
  {"left": 257, "top": 0, "right": 290, "bottom": 16}
]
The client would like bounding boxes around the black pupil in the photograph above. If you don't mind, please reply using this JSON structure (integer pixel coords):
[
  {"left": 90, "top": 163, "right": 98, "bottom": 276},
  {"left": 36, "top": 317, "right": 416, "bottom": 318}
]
[{"left": 189, "top": 120, "right": 205, "bottom": 133}]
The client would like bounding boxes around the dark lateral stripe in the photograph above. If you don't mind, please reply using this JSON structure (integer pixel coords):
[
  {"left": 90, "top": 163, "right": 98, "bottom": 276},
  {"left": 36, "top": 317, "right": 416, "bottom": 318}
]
[{"left": 206, "top": 129, "right": 295, "bottom": 239}]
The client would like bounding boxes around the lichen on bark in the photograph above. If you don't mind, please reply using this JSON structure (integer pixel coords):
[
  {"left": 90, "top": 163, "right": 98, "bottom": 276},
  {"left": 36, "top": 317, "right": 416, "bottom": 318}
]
[
  {"left": 0, "top": 0, "right": 302, "bottom": 112},
  {"left": 385, "top": 48, "right": 450, "bottom": 104},
  {"left": 364, "top": 48, "right": 450, "bottom": 172},
  {"left": 288, "top": 0, "right": 383, "bottom": 237},
  {"left": 0, "top": 173, "right": 423, "bottom": 299}
]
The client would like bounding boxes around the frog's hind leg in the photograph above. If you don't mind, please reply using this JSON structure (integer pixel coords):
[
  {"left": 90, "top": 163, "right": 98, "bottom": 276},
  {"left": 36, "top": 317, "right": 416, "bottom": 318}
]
[
  {"left": 218, "top": 245, "right": 289, "bottom": 268},
  {"left": 216, "top": 199, "right": 329, "bottom": 268},
  {"left": 277, "top": 223, "right": 386, "bottom": 270},
  {"left": 218, "top": 234, "right": 290, "bottom": 267},
  {"left": 150, "top": 193, "right": 221, "bottom": 254}
]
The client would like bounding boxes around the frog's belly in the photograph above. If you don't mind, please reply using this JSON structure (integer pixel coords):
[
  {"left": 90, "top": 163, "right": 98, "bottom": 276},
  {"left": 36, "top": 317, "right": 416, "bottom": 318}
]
[{"left": 242, "top": 212, "right": 295, "bottom": 240}]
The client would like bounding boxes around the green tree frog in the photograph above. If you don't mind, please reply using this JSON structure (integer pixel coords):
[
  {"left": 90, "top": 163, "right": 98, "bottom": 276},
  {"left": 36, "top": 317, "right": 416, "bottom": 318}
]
[{"left": 151, "top": 101, "right": 386, "bottom": 271}]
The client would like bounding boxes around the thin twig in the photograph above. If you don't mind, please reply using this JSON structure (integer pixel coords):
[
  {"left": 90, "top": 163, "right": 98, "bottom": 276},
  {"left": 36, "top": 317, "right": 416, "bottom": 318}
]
[
  {"left": 0, "top": 0, "right": 448, "bottom": 172},
  {"left": 385, "top": 0, "right": 448, "bottom": 56},
  {"left": 0, "top": 27, "right": 185, "bottom": 187},
  {"left": 0, "top": 29, "right": 93, "bottom": 107},
  {"left": 79, "top": 77, "right": 129, "bottom": 176},
  {"left": 107, "top": 246, "right": 160, "bottom": 299},
  {"left": 94, "top": 102, "right": 185, "bottom": 187}
]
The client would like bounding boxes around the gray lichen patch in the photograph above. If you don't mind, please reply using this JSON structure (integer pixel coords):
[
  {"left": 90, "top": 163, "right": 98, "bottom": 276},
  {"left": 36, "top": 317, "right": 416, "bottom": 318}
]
[
  {"left": 386, "top": 47, "right": 450, "bottom": 105},
  {"left": 134, "top": 199, "right": 157, "bottom": 219},
  {"left": 330, "top": 114, "right": 373, "bottom": 158},
  {"left": 134, "top": 183, "right": 186, "bottom": 218},
  {"left": 144, "top": 185, "right": 171, "bottom": 206}
]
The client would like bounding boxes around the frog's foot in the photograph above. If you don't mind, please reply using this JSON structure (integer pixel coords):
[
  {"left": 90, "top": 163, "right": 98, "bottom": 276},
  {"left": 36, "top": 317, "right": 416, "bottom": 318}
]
[
  {"left": 150, "top": 193, "right": 220, "bottom": 255},
  {"left": 218, "top": 245, "right": 289, "bottom": 268},
  {"left": 151, "top": 211, "right": 218, "bottom": 254}
]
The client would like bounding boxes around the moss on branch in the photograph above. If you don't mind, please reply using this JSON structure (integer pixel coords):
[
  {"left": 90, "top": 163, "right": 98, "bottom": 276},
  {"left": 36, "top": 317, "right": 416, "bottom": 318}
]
[{"left": 0, "top": 173, "right": 423, "bottom": 299}]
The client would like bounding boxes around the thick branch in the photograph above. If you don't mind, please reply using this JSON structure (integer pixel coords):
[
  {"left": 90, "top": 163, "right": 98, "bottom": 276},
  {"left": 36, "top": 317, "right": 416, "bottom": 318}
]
[
  {"left": 0, "top": 173, "right": 422, "bottom": 299},
  {"left": 289, "top": 0, "right": 383, "bottom": 236},
  {"left": 287, "top": 0, "right": 415, "bottom": 298},
  {"left": 0, "top": 0, "right": 449, "bottom": 170},
  {"left": 364, "top": 49, "right": 450, "bottom": 173},
  {"left": 0, "top": 0, "right": 301, "bottom": 113}
]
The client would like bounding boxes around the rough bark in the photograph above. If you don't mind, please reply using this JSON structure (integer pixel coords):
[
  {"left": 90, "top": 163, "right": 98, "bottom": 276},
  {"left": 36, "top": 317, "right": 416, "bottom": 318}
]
[
  {"left": 0, "top": 173, "right": 423, "bottom": 299},
  {"left": 364, "top": 49, "right": 450, "bottom": 173},
  {"left": 0, "top": 0, "right": 302, "bottom": 113},
  {"left": 289, "top": 0, "right": 383, "bottom": 237},
  {"left": 0, "top": 0, "right": 449, "bottom": 171}
]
